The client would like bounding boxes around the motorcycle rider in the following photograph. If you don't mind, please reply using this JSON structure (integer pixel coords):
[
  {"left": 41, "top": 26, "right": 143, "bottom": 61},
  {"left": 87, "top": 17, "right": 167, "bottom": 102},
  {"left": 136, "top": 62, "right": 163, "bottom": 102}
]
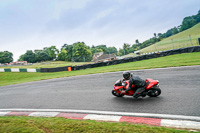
[{"left": 121, "top": 71, "right": 147, "bottom": 98}]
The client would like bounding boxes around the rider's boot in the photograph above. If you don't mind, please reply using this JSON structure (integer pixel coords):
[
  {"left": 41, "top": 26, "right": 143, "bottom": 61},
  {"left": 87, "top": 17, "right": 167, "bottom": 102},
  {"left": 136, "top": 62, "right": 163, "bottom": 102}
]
[
  {"left": 141, "top": 91, "right": 147, "bottom": 97},
  {"left": 133, "top": 87, "right": 145, "bottom": 98}
]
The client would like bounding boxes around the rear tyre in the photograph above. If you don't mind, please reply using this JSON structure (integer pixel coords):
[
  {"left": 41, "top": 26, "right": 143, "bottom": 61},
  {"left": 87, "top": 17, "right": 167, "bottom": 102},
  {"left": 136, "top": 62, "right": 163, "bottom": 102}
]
[
  {"left": 147, "top": 87, "right": 161, "bottom": 97},
  {"left": 112, "top": 90, "right": 124, "bottom": 97}
]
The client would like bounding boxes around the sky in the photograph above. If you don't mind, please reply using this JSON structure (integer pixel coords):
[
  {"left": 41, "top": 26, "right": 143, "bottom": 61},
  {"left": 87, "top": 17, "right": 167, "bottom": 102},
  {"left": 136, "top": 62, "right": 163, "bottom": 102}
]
[{"left": 0, "top": 0, "right": 200, "bottom": 61}]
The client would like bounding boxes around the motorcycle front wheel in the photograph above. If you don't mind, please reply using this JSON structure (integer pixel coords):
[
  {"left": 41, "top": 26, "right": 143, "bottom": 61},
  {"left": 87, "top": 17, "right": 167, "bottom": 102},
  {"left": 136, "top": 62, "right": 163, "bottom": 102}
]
[
  {"left": 147, "top": 87, "right": 161, "bottom": 97},
  {"left": 112, "top": 90, "right": 124, "bottom": 97}
]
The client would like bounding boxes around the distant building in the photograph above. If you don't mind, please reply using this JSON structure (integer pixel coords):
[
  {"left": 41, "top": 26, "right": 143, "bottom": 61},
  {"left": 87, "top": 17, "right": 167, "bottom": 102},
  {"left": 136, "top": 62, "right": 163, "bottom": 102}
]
[
  {"left": 92, "top": 52, "right": 116, "bottom": 63},
  {"left": 8, "top": 61, "right": 28, "bottom": 65}
]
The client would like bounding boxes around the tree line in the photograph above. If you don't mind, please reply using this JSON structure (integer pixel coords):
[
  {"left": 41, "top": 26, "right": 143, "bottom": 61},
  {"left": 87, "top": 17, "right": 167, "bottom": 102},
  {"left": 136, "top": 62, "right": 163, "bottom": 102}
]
[
  {"left": 17, "top": 42, "right": 118, "bottom": 63},
  {"left": 1, "top": 10, "right": 199, "bottom": 63}
]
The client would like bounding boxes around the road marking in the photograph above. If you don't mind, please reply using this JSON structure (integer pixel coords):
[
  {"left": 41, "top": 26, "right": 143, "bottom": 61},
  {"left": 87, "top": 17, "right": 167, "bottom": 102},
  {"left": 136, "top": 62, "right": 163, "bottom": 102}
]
[
  {"left": 161, "top": 119, "right": 200, "bottom": 129},
  {"left": 1, "top": 110, "right": 200, "bottom": 130},
  {"left": 0, "top": 108, "right": 200, "bottom": 121},
  {"left": 0, "top": 112, "right": 10, "bottom": 116},
  {"left": 29, "top": 112, "right": 60, "bottom": 117},
  {"left": 120, "top": 116, "right": 161, "bottom": 126},
  {"left": 5, "top": 111, "right": 33, "bottom": 116},
  {"left": 83, "top": 114, "right": 121, "bottom": 122},
  {"left": 56, "top": 113, "right": 87, "bottom": 119}
]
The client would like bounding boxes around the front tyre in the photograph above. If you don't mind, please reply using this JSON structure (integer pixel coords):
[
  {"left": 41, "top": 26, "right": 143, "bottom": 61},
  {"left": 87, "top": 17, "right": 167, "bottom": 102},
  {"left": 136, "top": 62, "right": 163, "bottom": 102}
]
[
  {"left": 147, "top": 87, "right": 161, "bottom": 97},
  {"left": 112, "top": 90, "right": 124, "bottom": 97}
]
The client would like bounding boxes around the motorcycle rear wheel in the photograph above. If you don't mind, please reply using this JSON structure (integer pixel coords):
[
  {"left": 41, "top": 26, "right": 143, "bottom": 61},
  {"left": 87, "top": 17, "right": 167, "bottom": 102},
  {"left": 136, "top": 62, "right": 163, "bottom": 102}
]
[
  {"left": 112, "top": 90, "right": 124, "bottom": 97},
  {"left": 147, "top": 87, "right": 161, "bottom": 97}
]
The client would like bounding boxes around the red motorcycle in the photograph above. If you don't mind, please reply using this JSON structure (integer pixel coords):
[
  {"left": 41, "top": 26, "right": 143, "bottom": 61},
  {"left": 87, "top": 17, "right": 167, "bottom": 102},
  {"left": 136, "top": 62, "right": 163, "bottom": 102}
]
[{"left": 112, "top": 78, "right": 161, "bottom": 98}]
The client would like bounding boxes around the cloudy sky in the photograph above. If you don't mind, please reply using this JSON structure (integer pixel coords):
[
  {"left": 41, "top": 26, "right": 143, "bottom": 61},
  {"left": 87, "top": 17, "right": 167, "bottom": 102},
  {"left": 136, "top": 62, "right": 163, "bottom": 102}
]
[{"left": 1, "top": 0, "right": 200, "bottom": 61}]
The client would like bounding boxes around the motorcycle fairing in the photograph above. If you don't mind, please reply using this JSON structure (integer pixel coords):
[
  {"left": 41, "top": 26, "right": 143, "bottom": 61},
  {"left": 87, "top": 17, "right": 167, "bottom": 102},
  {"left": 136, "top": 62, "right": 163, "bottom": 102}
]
[{"left": 146, "top": 78, "right": 159, "bottom": 89}]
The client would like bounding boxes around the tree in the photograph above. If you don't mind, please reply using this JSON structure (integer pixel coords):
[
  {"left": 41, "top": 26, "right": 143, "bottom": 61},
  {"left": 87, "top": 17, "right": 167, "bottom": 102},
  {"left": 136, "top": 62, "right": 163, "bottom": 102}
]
[
  {"left": 18, "top": 54, "right": 25, "bottom": 61},
  {"left": 135, "top": 39, "right": 139, "bottom": 44},
  {"left": 23, "top": 50, "right": 36, "bottom": 63},
  {"left": 94, "top": 45, "right": 109, "bottom": 54},
  {"left": 35, "top": 51, "right": 49, "bottom": 62},
  {"left": 57, "top": 48, "right": 68, "bottom": 61},
  {"left": 122, "top": 43, "right": 131, "bottom": 55},
  {"left": 91, "top": 46, "right": 103, "bottom": 54},
  {"left": 96, "top": 48, "right": 103, "bottom": 53},
  {"left": 107, "top": 47, "right": 118, "bottom": 55},
  {"left": 118, "top": 48, "right": 125, "bottom": 56},
  {"left": 0, "top": 51, "right": 13, "bottom": 63},
  {"left": 157, "top": 33, "right": 162, "bottom": 38},
  {"left": 43, "top": 46, "right": 59, "bottom": 60},
  {"left": 172, "top": 27, "right": 179, "bottom": 34},
  {"left": 165, "top": 29, "right": 173, "bottom": 37},
  {"left": 62, "top": 44, "right": 73, "bottom": 61},
  {"left": 154, "top": 33, "right": 157, "bottom": 38},
  {"left": 72, "top": 42, "right": 92, "bottom": 62},
  {"left": 90, "top": 45, "right": 117, "bottom": 55},
  {"left": 179, "top": 15, "right": 198, "bottom": 32}
]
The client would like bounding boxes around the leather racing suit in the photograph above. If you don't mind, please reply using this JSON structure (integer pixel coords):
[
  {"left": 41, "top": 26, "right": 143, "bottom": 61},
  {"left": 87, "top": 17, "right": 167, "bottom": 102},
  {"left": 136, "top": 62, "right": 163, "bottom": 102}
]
[{"left": 125, "top": 74, "right": 147, "bottom": 98}]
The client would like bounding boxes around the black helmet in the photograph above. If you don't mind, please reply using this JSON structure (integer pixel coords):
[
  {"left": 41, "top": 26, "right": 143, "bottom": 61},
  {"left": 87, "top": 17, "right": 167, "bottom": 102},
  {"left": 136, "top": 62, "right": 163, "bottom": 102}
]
[{"left": 123, "top": 71, "right": 131, "bottom": 80}]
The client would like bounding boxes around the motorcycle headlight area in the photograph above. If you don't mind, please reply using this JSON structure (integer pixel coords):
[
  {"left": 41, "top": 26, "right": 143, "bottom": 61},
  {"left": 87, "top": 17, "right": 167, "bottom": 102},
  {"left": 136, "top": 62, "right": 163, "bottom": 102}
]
[
  {"left": 155, "top": 80, "right": 159, "bottom": 87},
  {"left": 156, "top": 83, "right": 159, "bottom": 87}
]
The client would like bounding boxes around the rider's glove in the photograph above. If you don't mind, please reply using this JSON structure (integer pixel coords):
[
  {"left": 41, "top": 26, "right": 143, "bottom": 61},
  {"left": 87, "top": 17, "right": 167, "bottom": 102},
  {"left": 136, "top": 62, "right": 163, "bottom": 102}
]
[{"left": 121, "top": 90, "right": 126, "bottom": 94}]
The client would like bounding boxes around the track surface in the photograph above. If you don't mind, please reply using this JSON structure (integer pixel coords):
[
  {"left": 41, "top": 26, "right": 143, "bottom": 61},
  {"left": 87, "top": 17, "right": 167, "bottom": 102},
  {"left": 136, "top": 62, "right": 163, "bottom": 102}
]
[{"left": 0, "top": 66, "right": 200, "bottom": 116}]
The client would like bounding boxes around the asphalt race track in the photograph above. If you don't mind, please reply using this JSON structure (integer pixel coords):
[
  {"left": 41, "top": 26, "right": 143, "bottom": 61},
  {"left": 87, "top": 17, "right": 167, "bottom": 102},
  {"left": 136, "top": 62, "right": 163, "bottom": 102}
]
[{"left": 0, "top": 66, "right": 200, "bottom": 117}]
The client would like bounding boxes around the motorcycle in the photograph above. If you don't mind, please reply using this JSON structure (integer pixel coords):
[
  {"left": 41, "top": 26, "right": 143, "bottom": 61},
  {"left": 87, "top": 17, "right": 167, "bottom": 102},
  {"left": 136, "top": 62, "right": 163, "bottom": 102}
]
[{"left": 112, "top": 78, "right": 161, "bottom": 98}]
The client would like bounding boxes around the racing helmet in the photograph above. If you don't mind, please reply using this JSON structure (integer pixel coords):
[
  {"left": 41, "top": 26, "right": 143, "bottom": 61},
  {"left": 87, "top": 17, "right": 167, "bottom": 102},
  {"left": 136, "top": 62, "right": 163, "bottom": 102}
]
[{"left": 123, "top": 71, "right": 131, "bottom": 80}]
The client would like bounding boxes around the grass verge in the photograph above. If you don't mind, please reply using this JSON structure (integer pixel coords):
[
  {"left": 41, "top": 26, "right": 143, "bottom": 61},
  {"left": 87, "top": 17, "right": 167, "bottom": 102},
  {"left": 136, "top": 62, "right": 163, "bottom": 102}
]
[
  {"left": 0, "top": 52, "right": 200, "bottom": 86},
  {"left": 0, "top": 116, "right": 194, "bottom": 133},
  {"left": 0, "top": 61, "right": 92, "bottom": 69},
  {"left": 141, "top": 23, "right": 200, "bottom": 53}
]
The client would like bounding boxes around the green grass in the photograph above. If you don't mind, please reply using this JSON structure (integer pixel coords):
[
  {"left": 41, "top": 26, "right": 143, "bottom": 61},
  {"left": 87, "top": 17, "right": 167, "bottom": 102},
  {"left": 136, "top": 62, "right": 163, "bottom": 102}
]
[
  {"left": 0, "top": 61, "right": 92, "bottom": 69},
  {"left": 1, "top": 53, "right": 200, "bottom": 132},
  {"left": 121, "top": 53, "right": 137, "bottom": 58},
  {"left": 141, "top": 23, "right": 200, "bottom": 53},
  {"left": 0, "top": 116, "right": 194, "bottom": 133},
  {"left": 0, "top": 52, "right": 200, "bottom": 86}
]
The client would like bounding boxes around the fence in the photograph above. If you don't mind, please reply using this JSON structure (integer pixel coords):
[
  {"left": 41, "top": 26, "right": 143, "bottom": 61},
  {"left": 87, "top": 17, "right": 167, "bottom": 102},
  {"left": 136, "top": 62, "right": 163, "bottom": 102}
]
[{"left": 140, "top": 36, "right": 200, "bottom": 54}]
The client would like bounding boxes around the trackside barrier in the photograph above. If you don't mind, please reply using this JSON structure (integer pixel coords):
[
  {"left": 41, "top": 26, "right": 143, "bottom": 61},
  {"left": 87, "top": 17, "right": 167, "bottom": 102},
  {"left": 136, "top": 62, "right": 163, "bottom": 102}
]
[
  {"left": 0, "top": 68, "right": 40, "bottom": 72},
  {"left": 68, "top": 67, "right": 72, "bottom": 71},
  {"left": 70, "top": 46, "right": 200, "bottom": 71},
  {"left": 0, "top": 46, "right": 199, "bottom": 73},
  {"left": 40, "top": 66, "right": 72, "bottom": 72}
]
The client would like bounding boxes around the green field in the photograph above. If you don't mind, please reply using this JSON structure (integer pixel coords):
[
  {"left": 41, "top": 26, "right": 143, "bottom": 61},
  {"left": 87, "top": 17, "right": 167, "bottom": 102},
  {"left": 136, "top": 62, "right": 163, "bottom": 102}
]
[
  {"left": 0, "top": 116, "right": 194, "bottom": 133},
  {"left": 1, "top": 52, "right": 200, "bottom": 132},
  {"left": 0, "top": 52, "right": 200, "bottom": 86},
  {"left": 140, "top": 23, "right": 200, "bottom": 53}
]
